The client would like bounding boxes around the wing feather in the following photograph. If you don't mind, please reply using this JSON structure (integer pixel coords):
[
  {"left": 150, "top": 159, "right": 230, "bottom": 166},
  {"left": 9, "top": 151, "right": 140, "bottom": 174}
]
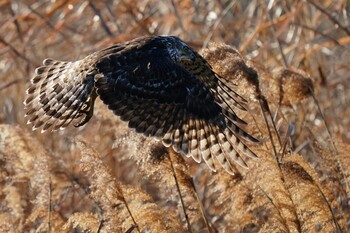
[
  {"left": 25, "top": 59, "right": 95, "bottom": 132},
  {"left": 93, "top": 39, "right": 259, "bottom": 174}
]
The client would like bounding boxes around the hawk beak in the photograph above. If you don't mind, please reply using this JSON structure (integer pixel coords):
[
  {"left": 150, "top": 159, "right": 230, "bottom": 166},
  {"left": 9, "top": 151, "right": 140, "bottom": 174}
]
[{"left": 180, "top": 54, "right": 195, "bottom": 62}]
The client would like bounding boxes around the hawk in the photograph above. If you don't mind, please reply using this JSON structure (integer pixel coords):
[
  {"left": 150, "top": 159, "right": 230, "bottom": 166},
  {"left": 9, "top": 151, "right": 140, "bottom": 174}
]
[{"left": 24, "top": 35, "right": 259, "bottom": 175}]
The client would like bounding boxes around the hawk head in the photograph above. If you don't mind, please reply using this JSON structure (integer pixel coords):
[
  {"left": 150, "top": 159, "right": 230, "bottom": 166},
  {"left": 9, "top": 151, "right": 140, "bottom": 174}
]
[{"left": 160, "top": 36, "right": 196, "bottom": 63}]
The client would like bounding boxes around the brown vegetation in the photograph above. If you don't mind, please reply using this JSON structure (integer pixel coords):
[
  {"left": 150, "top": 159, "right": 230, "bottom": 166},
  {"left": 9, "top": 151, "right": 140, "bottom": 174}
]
[{"left": 1, "top": 0, "right": 349, "bottom": 232}]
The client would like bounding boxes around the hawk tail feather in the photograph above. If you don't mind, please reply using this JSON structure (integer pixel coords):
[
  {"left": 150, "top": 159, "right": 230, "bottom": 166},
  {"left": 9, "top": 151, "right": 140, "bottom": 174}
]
[{"left": 24, "top": 59, "right": 95, "bottom": 132}]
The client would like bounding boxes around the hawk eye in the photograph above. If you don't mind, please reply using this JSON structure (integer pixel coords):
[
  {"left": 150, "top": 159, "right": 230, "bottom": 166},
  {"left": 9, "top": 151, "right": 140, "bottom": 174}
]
[
  {"left": 182, "top": 45, "right": 195, "bottom": 61},
  {"left": 183, "top": 46, "right": 190, "bottom": 52}
]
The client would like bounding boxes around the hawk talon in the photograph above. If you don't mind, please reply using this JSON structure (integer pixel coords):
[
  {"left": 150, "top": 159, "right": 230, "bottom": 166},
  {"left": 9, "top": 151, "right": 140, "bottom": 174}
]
[
  {"left": 74, "top": 108, "right": 93, "bottom": 127},
  {"left": 74, "top": 90, "right": 97, "bottom": 128}
]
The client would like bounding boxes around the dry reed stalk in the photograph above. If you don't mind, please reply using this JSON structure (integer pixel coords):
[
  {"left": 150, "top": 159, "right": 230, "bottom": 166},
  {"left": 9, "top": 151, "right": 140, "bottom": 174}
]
[{"left": 75, "top": 138, "right": 184, "bottom": 232}]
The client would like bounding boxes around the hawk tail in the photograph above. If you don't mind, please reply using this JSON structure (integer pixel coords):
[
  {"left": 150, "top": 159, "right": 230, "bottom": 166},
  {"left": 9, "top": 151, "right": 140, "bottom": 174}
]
[{"left": 24, "top": 58, "right": 95, "bottom": 132}]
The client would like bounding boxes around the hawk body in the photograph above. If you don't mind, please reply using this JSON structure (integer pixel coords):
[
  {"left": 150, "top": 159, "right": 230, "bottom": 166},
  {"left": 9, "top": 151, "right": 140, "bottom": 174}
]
[{"left": 24, "top": 35, "right": 258, "bottom": 175}]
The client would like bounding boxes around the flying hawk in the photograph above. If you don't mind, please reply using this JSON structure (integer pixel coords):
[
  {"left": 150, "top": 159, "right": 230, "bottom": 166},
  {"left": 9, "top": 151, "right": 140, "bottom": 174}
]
[{"left": 24, "top": 35, "right": 258, "bottom": 175}]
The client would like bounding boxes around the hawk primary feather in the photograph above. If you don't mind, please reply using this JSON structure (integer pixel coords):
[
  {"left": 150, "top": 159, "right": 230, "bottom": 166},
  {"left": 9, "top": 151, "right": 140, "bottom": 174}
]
[{"left": 24, "top": 35, "right": 258, "bottom": 175}]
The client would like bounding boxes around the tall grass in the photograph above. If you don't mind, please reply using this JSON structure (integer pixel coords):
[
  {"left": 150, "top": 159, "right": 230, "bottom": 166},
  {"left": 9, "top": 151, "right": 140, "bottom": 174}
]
[{"left": 0, "top": 0, "right": 349, "bottom": 232}]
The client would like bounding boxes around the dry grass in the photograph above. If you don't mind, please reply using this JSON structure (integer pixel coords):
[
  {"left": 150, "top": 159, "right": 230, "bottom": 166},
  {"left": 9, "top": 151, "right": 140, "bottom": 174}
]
[{"left": 1, "top": 0, "right": 350, "bottom": 232}]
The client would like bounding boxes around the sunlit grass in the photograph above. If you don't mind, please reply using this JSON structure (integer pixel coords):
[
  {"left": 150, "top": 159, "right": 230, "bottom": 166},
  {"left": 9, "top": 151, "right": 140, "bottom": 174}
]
[{"left": 0, "top": 0, "right": 349, "bottom": 232}]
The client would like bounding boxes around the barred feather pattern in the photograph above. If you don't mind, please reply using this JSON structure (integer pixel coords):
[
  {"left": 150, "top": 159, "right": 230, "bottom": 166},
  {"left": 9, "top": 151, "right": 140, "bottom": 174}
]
[
  {"left": 24, "top": 35, "right": 258, "bottom": 175},
  {"left": 24, "top": 58, "right": 96, "bottom": 132}
]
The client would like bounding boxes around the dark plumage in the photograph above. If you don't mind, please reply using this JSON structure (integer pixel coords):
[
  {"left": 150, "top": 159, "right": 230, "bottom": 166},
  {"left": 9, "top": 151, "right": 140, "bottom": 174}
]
[{"left": 24, "top": 35, "right": 258, "bottom": 174}]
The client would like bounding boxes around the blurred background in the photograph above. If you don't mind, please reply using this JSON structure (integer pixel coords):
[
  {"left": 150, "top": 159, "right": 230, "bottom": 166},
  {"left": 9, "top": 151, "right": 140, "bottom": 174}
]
[{"left": 1, "top": 0, "right": 350, "bottom": 232}]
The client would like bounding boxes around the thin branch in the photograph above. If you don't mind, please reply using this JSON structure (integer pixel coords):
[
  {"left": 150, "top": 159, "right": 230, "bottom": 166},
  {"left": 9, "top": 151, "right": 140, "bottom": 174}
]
[
  {"left": 169, "top": 0, "right": 190, "bottom": 38},
  {"left": 27, "top": 4, "right": 70, "bottom": 42},
  {"left": 192, "top": 181, "right": 213, "bottom": 233},
  {"left": 121, "top": 0, "right": 155, "bottom": 35},
  {"left": 125, "top": 225, "right": 137, "bottom": 233},
  {"left": 117, "top": 187, "right": 141, "bottom": 233},
  {"left": 10, "top": 2, "right": 23, "bottom": 42},
  {"left": 296, "top": 23, "right": 345, "bottom": 48},
  {"left": 104, "top": 2, "right": 123, "bottom": 34},
  {"left": 262, "top": 0, "right": 288, "bottom": 68},
  {"left": 270, "top": 106, "right": 282, "bottom": 148},
  {"left": 316, "top": 185, "right": 343, "bottom": 233},
  {"left": 255, "top": 183, "right": 293, "bottom": 232},
  {"left": 48, "top": 176, "right": 52, "bottom": 233},
  {"left": 259, "top": 98, "right": 280, "bottom": 169},
  {"left": 310, "top": 89, "right": 337, "bottom": 154},
  {"left": 203, "top": 0, "right": 237, "bottom": 49},
  {"left": 0, "top": 37, "right": 35, "bottom": 66},
  {"left": 97, "top": 219, "right": 104, "bottom": 233},
  {"left": 88, "top": 1, "right": 114, "bottom": 37},
  {"left": 168, "top": 151, "right": 193, "bottom": 233},
  {"left": 281, "top": 123, "right": 294, "bottom": 159},
  {"left": 309, "top": 88, "right": 350, "bottom": 207},
  {"left": 0, "top": 79, "right": 22, "bottom": 91},
  {"left": 306, "top": 0, "right": 350, "bottom": 36}
]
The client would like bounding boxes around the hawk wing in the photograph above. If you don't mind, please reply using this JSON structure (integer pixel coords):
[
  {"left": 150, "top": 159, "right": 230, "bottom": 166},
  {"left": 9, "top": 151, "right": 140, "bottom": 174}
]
[
  {"left": 24, "top": 58, "right": 96, "bottom": 131},
  {"left": 94, "top": 47, "right": 258, "bottom": 175}
]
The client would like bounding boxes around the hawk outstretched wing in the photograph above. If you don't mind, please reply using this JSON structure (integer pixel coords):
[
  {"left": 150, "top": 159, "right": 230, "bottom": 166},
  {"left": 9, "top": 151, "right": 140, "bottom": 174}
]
[{"left": 24, "top": 35, "right": 258, "bottom": 175}]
